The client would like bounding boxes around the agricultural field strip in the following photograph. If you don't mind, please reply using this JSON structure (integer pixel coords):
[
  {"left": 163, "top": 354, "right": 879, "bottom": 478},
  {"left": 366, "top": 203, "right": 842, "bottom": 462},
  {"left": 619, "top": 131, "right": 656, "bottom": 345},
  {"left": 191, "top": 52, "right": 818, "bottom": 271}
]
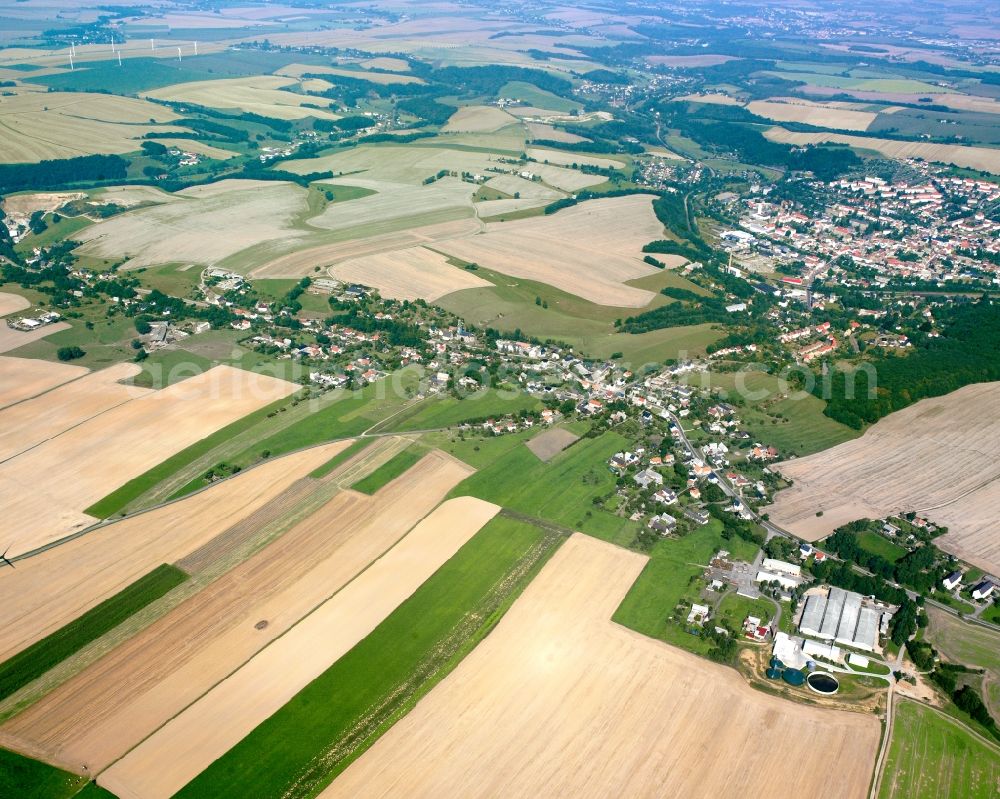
[
  {"left": 325, "top": 533, "right": 879, "bottom": 799},
  {"left": 0, "top": 322, "right": 71, "bottom": 354},
  {"left": 3, "top": 449, "right": 465, "bottom": 774},
  {"left": 0, "top": 293, "right": 29, "bottom": 317},
  {"left": 765, "top": 128, "right": 1000, "bottom": 175},
  {"left": 0, "top": 365, "right": 298, "bottom": 556},
  {"left": 0, "top": 356, "right": 89, "bottom": 410},
  {"left": 99, "top": 493, "right": 498, "bottom": 799},
  {"left": 435, "top": 195, "right": 664, "bottom": 307},
  {"left": 767, "top": 382, "right": 1000, "bottom": 575},
  {"left": 0, "top": 443, "right": 346, "bottom": 664},
  {"left": 0, "top": 439, "right": 397, "bottom": 725},
  {"left": 0, "top": 363, "right": 148, "bottom": 463}
]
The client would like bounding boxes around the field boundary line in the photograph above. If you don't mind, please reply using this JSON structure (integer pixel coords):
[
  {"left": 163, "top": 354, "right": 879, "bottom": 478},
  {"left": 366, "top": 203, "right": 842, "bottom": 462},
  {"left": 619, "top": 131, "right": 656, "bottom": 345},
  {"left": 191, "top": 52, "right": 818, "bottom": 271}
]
[{"left": 95, "top": 480, "right": 480, "bottom": 779}]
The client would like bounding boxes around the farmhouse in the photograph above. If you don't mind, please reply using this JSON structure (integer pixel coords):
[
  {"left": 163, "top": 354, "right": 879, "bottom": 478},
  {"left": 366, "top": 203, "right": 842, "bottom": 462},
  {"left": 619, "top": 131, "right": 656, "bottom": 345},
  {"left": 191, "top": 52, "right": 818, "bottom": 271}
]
[
  {"left": 634, "top": 469, "right": 663, "bottom": 489},
  {"left": 971, "top": 579, "right": 996, "bottom": 601},
  {"left": 942, "top": 570, "right": 962, "bottom": 591},
  {"left": 684, "top": 507, "right": 710, "bottom": 526},
  {"left": 648, "top": 513, "right": 677, "bottom": 535}
]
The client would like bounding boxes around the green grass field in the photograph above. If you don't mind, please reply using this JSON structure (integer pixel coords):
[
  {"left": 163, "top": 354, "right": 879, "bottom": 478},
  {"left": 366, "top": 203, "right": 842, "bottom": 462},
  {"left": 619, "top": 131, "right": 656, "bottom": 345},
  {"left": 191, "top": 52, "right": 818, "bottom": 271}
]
[
  {"left": 173, "top": 514, "right": 562, "bottom": 799},
  {"left": 134, "top": 263, "right": 203, "bottom": 298},
  {"left": 499, "top": 81, "right": 581, "bottom": 112},
  {"left": 684, "top": 368, "right": 858, "bottom": 456},
  {"left": 0, "top": 564, "right": 186, "bottom": 702},
  {"left": 309, "top": 439, "right": 372, "bottom": 479},
  {"left": 613, "top": 519, "right": 760, "bottom": 655},
  {"left": 926, "top": 606, "right": 1000, "bottom": 717},
  {"left": 387, "top": 388, "right": 542, "bottom": 432},
  {"left": 857, "top": 530, "right": 908, "bottom": 563},
  {"left": 437, "top": 264, "right": 721, "bottom": 364},
  {"left": 716, "top": 593, "right": 774, "bottom": 629},
  {"left": 84, "top": 391, "right": 299, "bottom": 517},
  {"left": 878, "top": 699, "right": 1000, "bottom": 799},
  {"left": 448, "top": 430, "right": 634, "bottom": 541},
  {"left": 0, "top": 748, "right": 87, "bottom": 799},
  {"left": 351, "top": 448, "right": 422, "bottom": 494}
]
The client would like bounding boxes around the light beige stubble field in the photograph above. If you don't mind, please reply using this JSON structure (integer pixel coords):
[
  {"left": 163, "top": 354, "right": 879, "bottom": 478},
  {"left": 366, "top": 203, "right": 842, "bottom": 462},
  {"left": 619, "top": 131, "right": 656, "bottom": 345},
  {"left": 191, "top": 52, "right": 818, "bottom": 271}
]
[
  {"left": 324, "top": 533, "right": 879, "bottom": 799},
  {"left": 767, "top": 382, "right": 1000, "bottom": 575}
]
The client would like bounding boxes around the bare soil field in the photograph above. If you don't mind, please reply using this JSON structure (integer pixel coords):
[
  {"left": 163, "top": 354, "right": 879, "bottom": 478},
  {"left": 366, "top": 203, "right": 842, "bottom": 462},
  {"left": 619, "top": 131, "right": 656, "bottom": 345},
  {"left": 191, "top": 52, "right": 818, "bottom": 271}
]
[
  {"left": 324, "top": 533, "right": 879, "bottom": 799},
  {"left": 442, "top": 105, "right": 517, "bottom": 132},
  {"left": 747, "top": 99, "right": 877, "bottom": 131},
  {"left": 143, "top": 76, "right": 341, "bottom": 121},
  {"left": 436, "top": 195, "right": 663, "bottom": 307},
  {"left": 0, "top": 365, "right": 298, "bottom": 555},
  {"left": 0, "top": 362, "right": 144, "bottom": 461},
  {"left": 0, "top": 321, "right": 71, "bottom": 354},
  {"left": 1, "top": 194, "right": 84, "bottom": 226},
  {"left": 249, "top": 217, "right": 481, "bottom": 279},
  {"left": 100, "top": 494, "right": 500, "bottom": 799},
  {"left": 0, "top": 442, "right": 345, "bottom": 665},
  {"left": 525, "top": 122, "right": 587, "bottom": 143},
  {"left": 0, "top": 292, "right": 29, "bottom": 318},
  {"left": 765, "top": 128, "right": 1000, "bottom": 174},
  {"left": 525, "top": 427, "right": 579, "bottom": 461},
  {"left": 767, "top": 383, "right": 1000, "bottom": 574},
  {"left": 0, "top": 355, "right": 88, "bottom": 409},
  {"left": 74, "top": 179, "right": 309, "bottom": 269},
  {"left": 328, "top": 245, "right": 490, "bottom": 301},
  {"left": 0, "top": 89, "right": 183, "bottom": 163},
  {"left": 3, "top": 450, "right": 472, "bottom": 772}
]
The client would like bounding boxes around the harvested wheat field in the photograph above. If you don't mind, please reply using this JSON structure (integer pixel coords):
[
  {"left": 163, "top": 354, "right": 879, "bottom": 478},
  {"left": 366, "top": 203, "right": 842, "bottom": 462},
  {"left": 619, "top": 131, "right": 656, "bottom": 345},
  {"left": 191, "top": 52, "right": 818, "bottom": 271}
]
[
  {"left": 0, "top": 355, "right": 87, "bottom": 409},
  {"left": 3, "top": 449, "right": 472, "bottom": 773},
  {"left": 437, "top": 195, "right": 663, "bottom": 307},
  {"left": 74, "top": 179, "right": 309, "bottom": 269},
  {"left": 323, "top": 533, "right": 879, "bottom": 799},
  {"left": 474, "top": 197, "right": 550, "bottom": 217},
  {"left": 143, "top": 76, "right": 341, "bottom": 121},
  {"left": 0, "top": 321, "right": 71, "bottom": 354},
  {"left": 276, "top": 64, "right": 425, "bottom": 85},
  {"left": 100, "top": 494, "right": 500, "bottom": 799},
  {"left": 360, "top": 57, "right": 411, "bottom": 72},
  {"left": 647, "top": 54, "right": 739, "bottom": 67},
  {"left": 0, "top": 365, "right": 298, "bottom": 555},
  {"left": 747, "top": 99, "right": 877, "bottom": 131},
  {"left": 0, "top": 89, "right": 183, "bottom": 163},
  {"left": 483, "top": 174, "right": 563, "bottom": 200},
  {"left": 329, "top": 246, "right": 490, "bottom": 301},
  {"left": 526, "top": 427, "right": 579, "bottom": 461},
  {"left": 249, "top": 217, "right": 481, "bottom": 278},
  {"left": 765, "top": 128, "right": 1000, "bottom": 174},
  {"left": 526, "top": 147, "right": 624, "bottom": 170},
  {"left": 0, "top": 362, "right": 144, "bottom": 461},
  {"left": 768, "top": 383, "right": 1000, "bottom": 573},
  {"left": 675, "top": 92, "right": 743, "bottom": 106},
  {"left": 442, "top": 105, "right": 516, "bottom": 132},
  {"left": 283, "top": 145, "right": 500, "bottom": 185},
  {"left": 0, "top": 442, "right": 344, "bottom": 665}
]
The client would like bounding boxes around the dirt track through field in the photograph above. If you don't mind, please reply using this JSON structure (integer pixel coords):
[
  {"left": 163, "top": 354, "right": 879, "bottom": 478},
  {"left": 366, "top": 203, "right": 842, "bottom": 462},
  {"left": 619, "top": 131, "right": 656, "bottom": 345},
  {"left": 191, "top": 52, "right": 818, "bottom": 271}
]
[
  {"left": 0, "top": 443, "right": 345, "bottom": 665},
  {"left": 767, "top": 382, "right": 1000, "bottom": 575},
  {"left": 3, "top": 450, "right": 471, "bottom": 773},
  {"left": 324, "top": 533, "right": 879, "bottom": 799},
  {"left": 99, "top": 493, "right": 499, "bottom": 799},
  {"left": 0, "top": 356, "right": 88, "bottom": 409}
]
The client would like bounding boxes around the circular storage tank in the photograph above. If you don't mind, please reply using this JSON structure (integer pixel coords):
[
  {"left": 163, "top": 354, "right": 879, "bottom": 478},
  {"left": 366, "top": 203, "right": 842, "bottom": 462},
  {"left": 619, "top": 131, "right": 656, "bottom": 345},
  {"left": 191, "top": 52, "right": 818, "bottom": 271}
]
[
  {"left": 765, "top": 667, "right": 782, "bottom": 680},
  {"left": 781, "top": 668, "right": 806, "bottom": 687},
  {"left": 806, "top": 672, "right": 840, "bottom": 695}
]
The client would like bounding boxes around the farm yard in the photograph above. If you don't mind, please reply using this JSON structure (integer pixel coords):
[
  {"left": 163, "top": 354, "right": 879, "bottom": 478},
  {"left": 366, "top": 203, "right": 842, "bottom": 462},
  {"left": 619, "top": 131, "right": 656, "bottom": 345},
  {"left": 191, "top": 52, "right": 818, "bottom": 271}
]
[
  {"left": 324, "top": 534, "right": 880, "bottom": 799},
  {"left": 878, "top": 699, "right": 1000, "bottom": 799},
  {"left": 100, "top": 493, "right": 499, "bottom": 799},
  {"left": 0, "top": 364, "right": 297, "bottom": 555},
  {"left": 767, "top": 382, "right": 1000, "bottom": 575},
  {"left": 436, "top": 195, "right": 664, "bottom": 307}
]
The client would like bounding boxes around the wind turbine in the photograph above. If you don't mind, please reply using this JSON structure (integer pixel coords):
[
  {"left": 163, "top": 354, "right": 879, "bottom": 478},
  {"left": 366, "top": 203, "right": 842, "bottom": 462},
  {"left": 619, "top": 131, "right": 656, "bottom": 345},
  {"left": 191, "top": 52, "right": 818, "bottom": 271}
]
[{"left": 1, "top": 547, "right": 15, "bottom": 569}]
